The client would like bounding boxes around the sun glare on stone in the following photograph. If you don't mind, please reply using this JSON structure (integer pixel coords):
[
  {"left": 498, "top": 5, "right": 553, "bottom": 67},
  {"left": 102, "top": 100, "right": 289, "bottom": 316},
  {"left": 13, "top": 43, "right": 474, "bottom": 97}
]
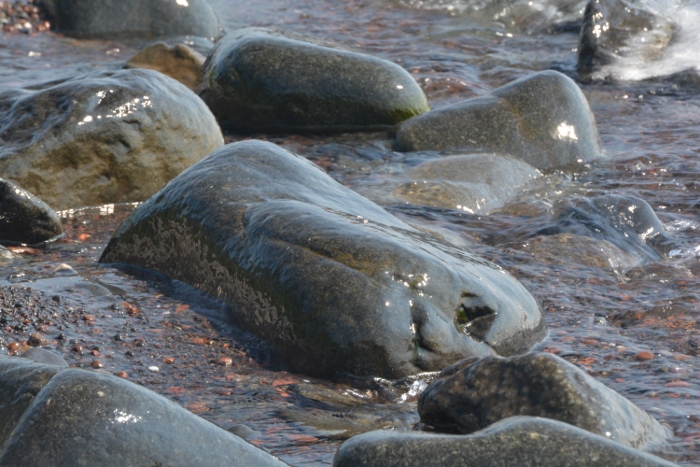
[
  {"left": 176, "top": 0, "right": 189, "bottom": 6},
  {"left": 556, "top": 122, "right": 578, "bottom": 141}
]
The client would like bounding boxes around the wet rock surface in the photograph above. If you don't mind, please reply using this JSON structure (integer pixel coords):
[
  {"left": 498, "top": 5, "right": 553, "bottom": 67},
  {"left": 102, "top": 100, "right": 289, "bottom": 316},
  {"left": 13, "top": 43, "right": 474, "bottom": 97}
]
[
  {"left": 0, "top": 68, "right": 223, "bottom": 210},
  {"left": 100, "top": 140, "right": 546, "bottom": 379},
  {"left": 46, "top": 0, "right": 221, "bottom": 39},
  {"left": 0, "top": 359, "right": 286, "bottom": 466},
  {"left": 418, "top": 352, "right": 670, "bottom": 449},
  {"left": 0, "top": 179, "right": 62, "bottom": 246},
  {"left": 578, "top": 0, "right": 677, "bottom": 79},
  {"left": 333, "top": 416, "right": 678, "bottom": 467},
  {"left": 199, "top": 28, "right": 430, "bottom": 133},
  {"left": 541, "top": 195, "right": 679, "bottom": 260},
  {"left": 125, "top": 42, "right": 206, "bottom": 91},
  {"left": 357, "top": 154, "right": 541, "bottom": 214},
  {"left": 393, "top": 70, "right": 603, "bottom": 170}
]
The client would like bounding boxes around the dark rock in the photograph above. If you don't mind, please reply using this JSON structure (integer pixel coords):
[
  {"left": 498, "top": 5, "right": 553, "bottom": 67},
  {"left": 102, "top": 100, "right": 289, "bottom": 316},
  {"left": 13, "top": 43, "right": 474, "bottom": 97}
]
[
  {"left": 100, "top": 140, "right": 545, "bottom": 379},
  {"left": 48, "top": 0, "right": 221, "bottom": 39},
  {"left": 418, "top": 352, "right": 670, "bottom": 449},
  {"left": 199, "top": 28, "right": 429, "bottom": 133},
  {"left": 125, "top": 42, "right": 206, "bottom": 91},
  {"left": 577, "top": 0, "right": 677, "bottom": 79},
  {"left": 0, "top": 69, "right": 223, "bottom": 210},
  {"left": 0, "top": 179, "right": 62, "bottom": 245},
  {"left": 0, "top": 366, "right": 286, "bottom": 466},
  {"left": 0, "top": 358, "right": 62, "bottom": 450},
  {"left": 540, "top": 194, "right": 678, "bottom": 260},
  {"left": 394, "top": 70, "right": 602, "bottom": 170},
  {"left": 519, "top": 233, "right": 638, "bottom": 270},
  {"left": 20, "top": 348, "right": 69, "bottom": 367},
  {"left": 333, "top": 416, "right": 678, "bottom": 467}
]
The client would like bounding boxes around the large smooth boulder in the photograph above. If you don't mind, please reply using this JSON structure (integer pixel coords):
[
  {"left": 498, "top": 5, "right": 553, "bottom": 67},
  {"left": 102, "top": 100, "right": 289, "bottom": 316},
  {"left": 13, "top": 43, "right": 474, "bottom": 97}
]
[
  {"left": 199, "top": 28, "right": 430, "bottom": 132},
  {"left": 100, "top": 140, "right": 545, "bottom": 379},
  {"left": 356, "top": 154, "right": 541, "bottom": 214},
  {"left": 577, "top": 0, "right": 677, "bottom": 79},
  {"left": 0, "top": 358, "right": 285, "bottom": 466},
  {"left": 0, "top": 179, "right": 62, "bottom": 245},
  {"left": 418, "top": 352, "right": 670, "bottom": 449},
  {"left": 47, "top": 0, "right": 220, "bottom": 39},
  {"left": 393, "top": 70, "right": 602, "bottom": 170},
  {"left": 333, "top": 417, "right": 678, "bottom": 467},
  {"left": 0, "top": 69, "right": 223, "bottom": 210}
]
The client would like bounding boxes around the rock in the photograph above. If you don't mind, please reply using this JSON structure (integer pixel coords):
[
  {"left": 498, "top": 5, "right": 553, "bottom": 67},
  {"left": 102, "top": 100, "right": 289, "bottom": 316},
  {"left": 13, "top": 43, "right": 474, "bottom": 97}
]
[
  {"left": 47, "top": 0, "right": 221, "bottom": 39},
  {"left": 418, "top": 352, "right": 670, "bottom": 449},
  {"left": 0, "top": 69, "right": 223, "bottom": 210},
  {"left": 332, "top": 416, "right": 678, "bottom": 467},
  {"left": 20, "top": 348, "right": 69, "bottom": 367},
  {"left": 0, "top": 363, "right": 286, "bottom": 466},
  {"left": 100, "top": 140, "right": 545, "bottom": 379},
  {"left": 199, "top": 27, "right": 429, "bottom": 132},
  {"left": 125, "top": 42, "right": 206, "bottom": 91},
  {"left": 577, "top": 0, "right": 677, "bottom": 79},
  {"left": 391, "top": 154, "right": 541, "bottom": 214},
  {"left": 519, "top": 233, "right": 639, "bottom": 270},
  {"left": 393, "top": 70, "right": 603, "bottom": 171},
  {"left": 0, "top": 179, "right": 62, "bottom": 245},
  {"left": 540, "top": 194, "right": 678, "bottom": 260}
]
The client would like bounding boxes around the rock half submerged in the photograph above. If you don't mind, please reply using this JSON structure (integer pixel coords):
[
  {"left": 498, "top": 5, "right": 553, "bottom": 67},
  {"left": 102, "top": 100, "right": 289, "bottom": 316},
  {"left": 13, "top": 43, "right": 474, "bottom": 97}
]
[{"left": 101, "top": 140, "right": 545, "bottom": 379}]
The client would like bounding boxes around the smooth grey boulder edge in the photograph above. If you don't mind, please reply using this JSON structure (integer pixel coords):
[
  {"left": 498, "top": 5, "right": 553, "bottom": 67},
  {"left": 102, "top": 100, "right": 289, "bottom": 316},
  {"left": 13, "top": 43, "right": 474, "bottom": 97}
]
[
  {"left": 333, "top": 416, "right": 679, "bottom": 467},
  {"left": 0, "top": 357, "right": 285, "bottom": 466}
]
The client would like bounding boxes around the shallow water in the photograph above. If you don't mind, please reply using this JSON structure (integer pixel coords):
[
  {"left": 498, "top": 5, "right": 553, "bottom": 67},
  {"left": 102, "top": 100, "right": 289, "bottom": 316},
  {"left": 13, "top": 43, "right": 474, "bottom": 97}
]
[{"left": 1, "top": 0, "right": 700, "bottom": 465}]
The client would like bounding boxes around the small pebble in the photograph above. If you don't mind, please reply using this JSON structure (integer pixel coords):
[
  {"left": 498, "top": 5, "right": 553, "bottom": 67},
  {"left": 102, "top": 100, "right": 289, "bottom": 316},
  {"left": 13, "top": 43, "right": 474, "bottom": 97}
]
[
  {"left": 115, "top": 371, "right": 128, "bottom": 378},
  {"left": 636, "top": 351, "right": 654, "bottom": 361},
  {"left": 217, "top": 357, "right": 233, "bottom": 366},
  {"left": 148, "top": 366, "right": 160, "bottom": 372},
  {"left": 91, "top": 360, "right": 104, "bottom": 368},
  {"left": 164, "top": 357, "right": 175, "bottom": 364}
]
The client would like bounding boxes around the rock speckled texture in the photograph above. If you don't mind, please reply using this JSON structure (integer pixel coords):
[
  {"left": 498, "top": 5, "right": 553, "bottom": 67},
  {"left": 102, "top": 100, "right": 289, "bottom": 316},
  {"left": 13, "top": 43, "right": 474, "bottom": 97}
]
[
  {"left": 333, "top": 417, "right": 678, "bottom": 467},
  {"left": 394, "top": 70, "right": 602, "bottom": 170},
  {"left": 0, "top": 179, "right": 62, "bottom": 245},
  {"left": 418, "top": 352, "right": 670, "bottom": 449},
  {"left": 100, "top": 140, "right": 545, "bottom": 379},
  {"left": 125, "top": 42, "right": 206, "bottom": 91},
  {"left": 199, "top": 28, "right": 429, "bottom": 132},
  {"left": 0, "top": 69, "right": 223, "bottom": 210}
]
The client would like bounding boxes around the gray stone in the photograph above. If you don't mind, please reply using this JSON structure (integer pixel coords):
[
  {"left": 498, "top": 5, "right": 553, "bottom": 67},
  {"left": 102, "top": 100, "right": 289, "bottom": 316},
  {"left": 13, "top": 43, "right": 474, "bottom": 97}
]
[
  {"left": 199, "top": 28, "right": 430, "bottom": 132},
  {"left": 20, "top": 348, "right": 69, "bottom": 368},
  {"left": 100, "top": 140, "right": 545, "bottom": 379},
  {"left": 418, "top": 352, "right": 670, "bottom": 449},
  {"left": 544, "top": 194, "right": 678, "bottom": 260},
  {"left": 0, "top": 366, "right": 286, "bottom": 466},
  {"left": 0, "top": 69, "right": 223, "bottom": 210},
  {"left": 125, "top": 42, "right": 206, "bottom": 91},
  {"left": 48, "top": 0, "right": 221, "bottom": 39},
  {"left": 578, "top": 0, "right": 677, "bottom": 79},
  {"left": 393, "top": 70, "right": 602, "bottom": 170},
  {"left": 333, "top": 416, "right": 678, "bottom": 467},
  {"left": 0, "top": 179, "right": 62, "bottom": 245}
]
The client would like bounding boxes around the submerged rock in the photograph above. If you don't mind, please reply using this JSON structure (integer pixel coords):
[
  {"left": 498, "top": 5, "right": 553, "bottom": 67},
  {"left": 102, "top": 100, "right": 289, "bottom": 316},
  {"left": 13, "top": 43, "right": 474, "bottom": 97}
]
[
  {"left": 578, "top": 0, "right": 677, "bottom": 79},
  {"left": 393, "top": 70, "right": 602, "bottom": 170},
  {"left": 199, "top": 28, "right": 429, "bottom": 132},
  {"left": 540, "top": 194, "right": 678, "bottom": 260},
  {"left": 0, "top": 69, "right": 223, "bottom": 210},
  {"left": 0, "top": 358, "right": 285, "bottom": 466},
  {"left": 100, "top": 140, "right": 545, "bottom": 379},
  {"left": 20, "top": 348, "right": 69, "bottom": 368},
  {"left": 125, "top": 42, "right": 206, "bottom": 91},
  {"left": 47, "top": 0, "right": 220, "bottom": 39},
  {"left": 393, "top": 154, "right": 541, "bottom": 214},
  {"left": 333, "top": 417, "right": 677, "bottom": 467},
  {"left": 0, "top": 179, "right": 62, "bottom": 245},
  {"left": 418, "top": 352, "right": 670, "bottom": 449}
]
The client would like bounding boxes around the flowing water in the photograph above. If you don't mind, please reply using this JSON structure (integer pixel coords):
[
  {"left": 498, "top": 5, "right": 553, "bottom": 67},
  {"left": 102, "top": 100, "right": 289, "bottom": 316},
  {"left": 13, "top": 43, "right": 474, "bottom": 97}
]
[{"left": 1, "top": 0, "right": 700, "bottom": 465}]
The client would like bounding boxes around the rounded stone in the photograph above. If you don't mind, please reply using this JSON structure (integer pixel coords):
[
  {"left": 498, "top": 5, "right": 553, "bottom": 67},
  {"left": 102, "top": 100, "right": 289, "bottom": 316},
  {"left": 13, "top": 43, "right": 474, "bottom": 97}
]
[
  {"left": 199, "top": 27, "right": 430, "bottom": 132},
  {"left": 0, "top": 179, "right": 62, "bottom": 245}
]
